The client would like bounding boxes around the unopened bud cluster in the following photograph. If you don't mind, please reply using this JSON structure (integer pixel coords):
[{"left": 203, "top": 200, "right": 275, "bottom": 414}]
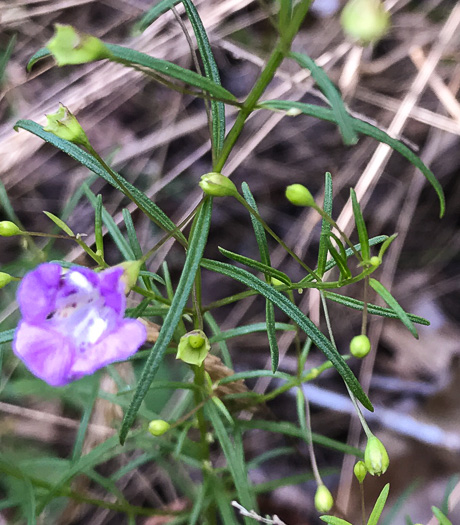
[
  {"left": 341, "top": 0, "right": 390, "bottom": 45},
  {"left": 0, "top": 221, "right": 21, "bottom": 236},
  {"left": 199, "top": 173, "right": 237, "bottom": 197},
  {"left": 285, "top": 184, "right": 315, "bottom": 207},
  {"left": 364, "top": 436, "right": 389, "bottom": 476},
  {"left": 350, "top": 335, "right": 371, "bottom": 358}
]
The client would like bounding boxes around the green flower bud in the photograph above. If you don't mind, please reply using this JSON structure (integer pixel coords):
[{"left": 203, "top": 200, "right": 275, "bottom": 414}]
[
  {"left": 350, "top": 335, "right": 371, "bottom": 358},
  {"left": 354, "top": 460, "right": 367, "bottom": 483},
  {"left": 116, "top": 260, "right": 143, "bottom": 294},
  {"left": 176, "top": 330, "right": 211, "bottom": 367},
  {"left": 0, "top": 272, "right": 14, "bottom": 289},
  {"left": 44, "top": 104, "right": 90, "bottom": 147},
  {"left": 47, "top": 24, "right": 111, "bottom": 66},
  {"left": 285, "top": 184, "right": 315, "bottom": 207},
  {"left": 364, "top": 436, "right": 389, "bottom": 476},
  {"left": 341, "top": 0, "right": 390, "bottom": 45},
  {"left": 199, "top": 173, "right": 238, "bottom": 197},
  {"left": 314, "top": 484, "right": 334, "bottom": 513},
  {"left": 0, "top": 221, "right": 22, "bottom": 236},
  {"left": 148, "top": 419, "right": 171, "bottom": 436},
  {"left": 370, "top": 256, "right": 381, "bottom": 267}
]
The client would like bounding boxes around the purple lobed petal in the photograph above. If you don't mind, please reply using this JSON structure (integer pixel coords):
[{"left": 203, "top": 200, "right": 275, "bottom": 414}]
[
  {"left": 13, "top": 321, "right": 74, "bottom": 386},
  {"left": 17, "top": 263, "right": 61, "bottom": 323},
  {"left": 70, "top": 319, "right": 146, "bottom": 379}
]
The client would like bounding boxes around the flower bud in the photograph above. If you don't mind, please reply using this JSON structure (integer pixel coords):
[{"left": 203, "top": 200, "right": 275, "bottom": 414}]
[
  {"left": 0, "top": 221, "right": 22, "bottom": 236},
  {"left": 364, "top": 436, "right": 389, "bottom": 476},
  {"left": 285, "top": 184, "right": 315, "bottom": 207},
  {"left": 44, "top": 104, "right": 90, "bottom": 147},
  {"left": 370, "top": 256, "right": 381, "bottom": 267},
  {"left": 176, "top": 330, "right": 211, "bottom": 366},
  {"left": 148, "top": 419, "right": 171, "bottom": 436},
  {"left": 350, "top": 335, "right": 371, "bottom": 358},
  {"left": 116, "top": 260, "right": 142, "bottom": 294},
  {"left": 199, "top": 173, "right": 238, "bottom": 197},
  {"left": 354, "top": 460, "right": 367, "bottom": 483},
  {"left": 0, "top": 272, "right": 14, "bottom": 289},
  {"left": 314, "top": 484, "right": 334, "bottom": 513},
  {"left": 47, "top": 24, "right": 111, "bottom": 66},
  {"left": 341, "top": 0, "right": 390, "bottom": 45}
]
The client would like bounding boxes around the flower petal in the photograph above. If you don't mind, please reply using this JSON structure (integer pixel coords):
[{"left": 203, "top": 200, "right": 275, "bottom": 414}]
[
  {"left": 70, "top": 319, "right": 146, "bottom": 378},
  {"left": 17, "top": 263, "right": 62, "bottom": 323},
  {"left": 98, "top": 267, "right": 125, "bottom": 315},
  {"left": 13, "top": 321, "right": 74, "bottom": 386}
]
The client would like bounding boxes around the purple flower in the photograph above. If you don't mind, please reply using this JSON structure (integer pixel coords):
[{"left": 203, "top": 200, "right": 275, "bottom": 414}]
[{"left": 13, "top": 263, "right": 147, "bottom": 387}]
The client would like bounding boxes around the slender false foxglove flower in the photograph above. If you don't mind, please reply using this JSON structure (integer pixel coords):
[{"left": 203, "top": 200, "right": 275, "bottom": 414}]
[{"left": 13, "top": 263, "right": 146, "bottom": 386}]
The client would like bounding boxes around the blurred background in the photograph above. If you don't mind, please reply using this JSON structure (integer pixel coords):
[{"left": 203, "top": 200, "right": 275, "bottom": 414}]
[{"left": 1, "top": 0, "right": 460, "bottom": 523}]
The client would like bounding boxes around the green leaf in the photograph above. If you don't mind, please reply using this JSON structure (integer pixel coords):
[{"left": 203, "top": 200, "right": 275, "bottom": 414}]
[
  {"left": 134, "top": 0, "right": 184, "bottom": 34},
  {"left": 182, "top": 0, "right": 225, "bottom": 159},
  {"left": 219, "top": 247, "right": 291, "bottom": 285},
  {"left": 431, "top": 507, "right": 453, "bottom": 525},
  {"left": 83, "top": 185, "right": 134, "bottom": 260},
  {"left": 369, "top": 278, "right": 418, "bottom": 338},
  {"left": 14, "top": 120, "right": 186, "bottom": 244},
  {"left": 367, "top": 483, "right": 390, "bottom": 525},
  {"left": 0, "top": 456, "right": 36, "bottom": 525},
  {"left": 26, "top": 47, "right": 52, "bottom": 71},
  {"left": 0, "top": 329, "right": 15, "bottom": 344},
  {"left": 43, "top": 211, "right": 75, "bottom": 236},
  {"left": 206, "top": 403, "right": 256, "bottom": 521},
  {"left": 209, "top": 322, "right": 295, "bottom": 344},
  {"left": 290, "top": 52, "right": 358, "bottom": 145},
  {"left": 259, "top": 100, "right": 445, "bottom": 217},
  {"left": 106, "top": 43, "right": 236, "bottom": 102},
  {"left": 320, "top": 517, "right": 353, "bottom": 525},
  {"left": 71, "top": 375, "right": 99, "bottom": 463},
  {"left": 323, "top": 291, "right": 429, "bottom": 325},
  {"left": 317, "top": 172, "right": 333, "bottom": 277},
  {"left": 94, "top": 194, "right": 104, "bottom": 257},
  {"left": 0, "top": 34, "right": 16, "bottom": 84},
  {"left": 217, "top": 369, "right": 292, "bottom": 385},
  {"left": 241, "top": 182, "right": 279, "bottom": 372},
  {"left": 279, "top": 0, "right": 293, "bottom": 33},
  {"left": 327, "top": 236, "right": 352, "bottom": 280},
  {"left": 119, "top": 198, "right": 213, "bottom": 444},
  {"left": 201, "top": 258, "right": 373, "bottom": 411},
  {"left": 350, "top": 188, "right": 370, "bottom": 262}
]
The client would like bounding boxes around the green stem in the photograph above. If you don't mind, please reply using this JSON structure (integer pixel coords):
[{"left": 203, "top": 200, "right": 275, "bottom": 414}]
[{"left": 214, "top": 1, "right": 314, "bottom": 173}]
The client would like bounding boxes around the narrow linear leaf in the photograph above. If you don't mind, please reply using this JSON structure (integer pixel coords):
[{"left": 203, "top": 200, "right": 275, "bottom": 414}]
[
  {"left": 26, "top": 47, "right": 51, "bottom": 71},
  {"left": 317, "top": 172, "right": 333, "bottom": 277},
  {"left": 290, "top": 52, "right": 357, "bottom": 145},
  {"left": 259, "top": 100, "right": 445, "bottom": 217},
  {"left": 239, "top": 420, "right": 364, "bottom": 457},
  {"left": 302, "top": 235, "right": 388, "bottom": 284},
  {"left": 71, "top": 376, "right": 100, "bottom": 463},
  {"left": 327, "top": 238, "right": 352, "bottom": 280},
  {"left": 119, "top": 198, "right": 213, "bottom": 444},
  {"left": 201, "top": 259, "right": 373, "bottom": 411},
  {"left": 241, "top": 183, "right": 270, "bottom": 266},
  {"left": 43, "top": 211, "right": 74, "bottom": 236},
  {"left": 241, "top": 182, "right": 279, "bottom": 371},
  {"left": 0, "top": 329, "right": 15, "bottom": 344},
  {"left": 94, "top": 194, "right": 104, "bottom": 257},
  {"left": 367, "top": 483, "right": 390, "bottom": 525},
  {"left": 206, "top": 403, "right": 256, "bottom": 522},
  {"left": 209, "top": 322, "right": 295, "bottom": 344},
  {"left": 219, "top": 246, "right": 291, "bottom": 285},
  {"left": 134, "top": 0, "right": 184, "bottom": 33},
  {"left": 14, "top": 120, "right": 185, "bottom": 244},
  {"left": 83, "top": 185, "right": 134, "bottom": 260},
  {"left": 266, "top": 300, "right": 279, "bottom": 372},
  {"left": 350, "top": 188, "right": 370, "bottom": 262},
  {"left": 369, "top": 278, "right": 418, "bottom": 338},
  {"left": 431, "top": 506, "right": 453, "bottom": 525},
  {"left": 106, "top": 43, "right": 236, "bottom": 102},
  {"left": 182, "top": 0, "right": 225, "bottom": 157},
  {"left": 323, "top": 291, "right": 429, "bottom": 326},
  {"left": 320, "top": 517, "right": 352, "bottom": 525}
]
